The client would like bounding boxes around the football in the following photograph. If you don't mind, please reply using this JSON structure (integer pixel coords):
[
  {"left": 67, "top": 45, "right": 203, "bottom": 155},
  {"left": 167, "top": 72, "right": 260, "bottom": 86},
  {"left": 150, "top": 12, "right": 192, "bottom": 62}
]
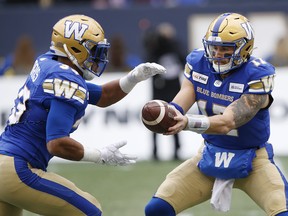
[{"left": 141, "top": 100, "right": 177, "bottom": 134}]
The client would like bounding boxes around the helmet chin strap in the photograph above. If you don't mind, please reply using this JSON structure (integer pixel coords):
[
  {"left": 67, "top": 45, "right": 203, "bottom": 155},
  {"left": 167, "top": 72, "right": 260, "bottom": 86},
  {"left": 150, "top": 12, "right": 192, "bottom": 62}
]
[{"left": 63, "top": 44, "right": 95, "bottom": 81}]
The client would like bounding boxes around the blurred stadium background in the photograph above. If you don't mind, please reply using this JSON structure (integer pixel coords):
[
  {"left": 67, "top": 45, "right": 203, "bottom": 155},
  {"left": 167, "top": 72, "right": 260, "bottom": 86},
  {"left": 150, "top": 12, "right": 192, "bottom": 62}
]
[{"left": 1, "top": 0, "right": 288, "bottom": 215}]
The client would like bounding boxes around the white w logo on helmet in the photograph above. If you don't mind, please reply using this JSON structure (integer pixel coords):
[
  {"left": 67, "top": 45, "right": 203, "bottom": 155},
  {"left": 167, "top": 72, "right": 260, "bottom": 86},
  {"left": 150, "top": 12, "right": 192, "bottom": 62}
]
[{"left": 64, "top": 21, "right": 89, "bottom": 41}]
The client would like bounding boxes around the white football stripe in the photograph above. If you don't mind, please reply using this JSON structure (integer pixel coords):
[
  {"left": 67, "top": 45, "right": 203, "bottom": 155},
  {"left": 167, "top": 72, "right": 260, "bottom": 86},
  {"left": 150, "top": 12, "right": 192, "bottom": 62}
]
[{"left": 142, "top": 100, "right": 166, "bottom": 126}]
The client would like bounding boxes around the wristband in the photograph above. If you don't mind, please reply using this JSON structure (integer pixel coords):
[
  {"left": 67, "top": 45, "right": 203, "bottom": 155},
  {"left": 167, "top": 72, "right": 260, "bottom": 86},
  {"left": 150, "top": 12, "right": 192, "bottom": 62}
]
[
  {"left": 169, "top": 102, "right": 184, "bottom": 115},
  {"left": 81, "top": 146, "right": 102, "bottom": 163},
  {"left": 119, "top": 71, "right": 137, "bottom": 93},
  {"left": 184, "top": 114, "right": 210, "bottom": 134}
]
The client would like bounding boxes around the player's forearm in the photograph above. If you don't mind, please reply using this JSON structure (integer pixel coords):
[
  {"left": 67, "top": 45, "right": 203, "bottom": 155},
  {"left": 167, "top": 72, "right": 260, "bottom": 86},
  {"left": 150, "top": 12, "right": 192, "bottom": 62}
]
[
  {"left": 182, "top": 107, "right": 236, "bottom": 134},
  {"left": 205, "top": 114, "right": 236, "bottom": 134},
  {"left": 96, "top": 80, "right": 127, "bottom": 107},
  {"left": 47, "top": 137, "right": 86, "bottom": 161}
]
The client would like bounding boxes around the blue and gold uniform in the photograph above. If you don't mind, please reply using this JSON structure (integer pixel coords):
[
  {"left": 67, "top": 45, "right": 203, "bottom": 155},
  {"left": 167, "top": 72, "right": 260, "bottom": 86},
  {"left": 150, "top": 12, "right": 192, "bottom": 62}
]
[
  {"left": 145, "top": 13, "right": 288, "bottom": 216},
  {"left": 0, "top": 52, "right": 102, "bottom": 216},
  {"left": 0, "top": 14, "right": 111, "bottom": 216},
  {"left": 187, "top": 49, "right": 274, "bottom": 149},
  {"left": 0, "top": 14, "right": 165, "bottom": 216},
  {"left": 1, "top": 52, "right": 89, "bottom": 170}
]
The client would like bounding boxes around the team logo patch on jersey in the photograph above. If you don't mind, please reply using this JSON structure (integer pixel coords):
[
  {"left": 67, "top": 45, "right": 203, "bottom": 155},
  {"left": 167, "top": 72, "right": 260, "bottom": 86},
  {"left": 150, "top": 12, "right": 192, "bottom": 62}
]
[
  {"left": 248, "top": 75, "right": 275, "bottom": 93},
  {"left": 214, "top": 80, "right": 222, "bottom": 87},
  {"left": 184, "top": 63, "right": 193, "bottom": 78},
  {"left": 43, "top": 78, "right": 86, "bottom": 104},
  {"left": 192, "top": 72, "right": 208, "bottom": 84},
  {"left": 229, "top": 83, "right": 244, "bottom": 93}
]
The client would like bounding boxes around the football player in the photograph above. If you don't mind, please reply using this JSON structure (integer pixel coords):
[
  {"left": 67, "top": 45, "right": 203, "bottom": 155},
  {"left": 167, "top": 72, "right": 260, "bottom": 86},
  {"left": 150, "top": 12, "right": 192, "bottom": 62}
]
[
  {"left": 145, "top": 13, "right": 288, "bottom": 216},
  {"left": 0, "top": 14, "right": 166, "bottom": 216}
]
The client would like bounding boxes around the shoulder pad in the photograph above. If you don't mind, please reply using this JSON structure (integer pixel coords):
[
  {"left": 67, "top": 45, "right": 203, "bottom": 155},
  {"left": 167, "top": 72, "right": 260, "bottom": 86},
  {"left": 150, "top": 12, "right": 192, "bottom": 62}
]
[{"left": 186, "top": 48, "right": 205, "bottom": 66}]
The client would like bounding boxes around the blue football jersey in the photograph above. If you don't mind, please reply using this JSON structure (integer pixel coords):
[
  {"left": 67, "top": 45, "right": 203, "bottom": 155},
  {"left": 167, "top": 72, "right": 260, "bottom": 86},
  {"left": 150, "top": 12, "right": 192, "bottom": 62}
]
[
  {"left": 0, "top": 52, "right": 101, "bottom": 170},
  {"left": 185, "top": 49, "right": 275, "bottom": 149}
]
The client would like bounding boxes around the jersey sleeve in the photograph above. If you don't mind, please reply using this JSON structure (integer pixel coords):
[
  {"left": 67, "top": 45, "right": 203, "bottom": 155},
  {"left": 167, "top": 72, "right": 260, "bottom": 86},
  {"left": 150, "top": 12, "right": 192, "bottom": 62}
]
[
  {"left": 86, "top": 82, "right": 102, "bottom": 105},
  {"left": 184, "top": 48, "right": 206, "bottom": 82},
  {"left": 244, "top": 58, "right": 276, "bottom": 95},
  {"left": 46, "top": 99, "right": 77, "bottom": 142},
  {"left": 184, "top": 62, "right": 193, "bottom": 80},
  {"left": 41, "top": 66, "right": 88, "bottom": 111}
]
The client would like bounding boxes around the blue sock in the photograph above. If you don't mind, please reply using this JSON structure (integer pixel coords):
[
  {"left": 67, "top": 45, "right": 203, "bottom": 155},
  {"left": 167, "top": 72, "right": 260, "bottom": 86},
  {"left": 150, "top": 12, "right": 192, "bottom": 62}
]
[
  {"left": 145, "top": 197, "right": 176, "bottom": 216},
  {"left": 277, "top": 212, "right": 288, "bottom": 216}
]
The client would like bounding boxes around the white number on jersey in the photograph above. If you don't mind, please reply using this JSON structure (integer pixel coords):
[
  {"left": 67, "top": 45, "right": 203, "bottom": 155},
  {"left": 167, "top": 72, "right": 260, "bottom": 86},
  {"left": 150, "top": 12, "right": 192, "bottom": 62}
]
[
  {"left": 251, "top": 58, "right": 267, "bottom": 67},
  {"left": 197, "top": 100, "right": 238, "bottom": 136},
  {"left": 8, "top": 85, "right": 31, "bottom": 125}
]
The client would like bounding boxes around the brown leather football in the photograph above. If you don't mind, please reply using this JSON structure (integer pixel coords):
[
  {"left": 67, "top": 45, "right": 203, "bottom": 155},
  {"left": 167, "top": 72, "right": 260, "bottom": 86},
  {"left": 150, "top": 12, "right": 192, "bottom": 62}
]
[{"left": 141, "top": 100, "right": 177, "bottom": 134}]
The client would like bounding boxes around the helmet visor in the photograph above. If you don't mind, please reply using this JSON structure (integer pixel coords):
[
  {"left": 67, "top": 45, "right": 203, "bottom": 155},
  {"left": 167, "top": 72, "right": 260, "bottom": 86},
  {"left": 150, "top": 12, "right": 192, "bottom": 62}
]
[{"left": 83, "top": 39, "right": 110, "bottom": 77}]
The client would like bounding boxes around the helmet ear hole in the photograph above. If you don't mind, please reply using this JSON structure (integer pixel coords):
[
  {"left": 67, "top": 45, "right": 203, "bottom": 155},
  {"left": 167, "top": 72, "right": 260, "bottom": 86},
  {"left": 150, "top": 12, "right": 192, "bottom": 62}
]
[
  {"left": 246, "top": 45, "right": 251, "bottom": 51},
  {"left": 71, "top": 47, "right": 81, "bottom": 53},
  {"left": 55, "top": 42, "right": 63, "bottom": 48}
]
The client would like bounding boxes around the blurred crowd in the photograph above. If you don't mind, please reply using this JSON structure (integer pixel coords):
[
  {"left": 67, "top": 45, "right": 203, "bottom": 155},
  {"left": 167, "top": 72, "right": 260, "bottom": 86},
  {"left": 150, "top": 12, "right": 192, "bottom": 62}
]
[
  {"left": 265, "top": 35, "right": 288, "bottom": 67},
  {"left": 1, "top": 25, "right": 288, "bottom": 77},
  {"left": 2, "top": 0, "right": 281, "bottom": 9},
  {"left": 1, "top": 0, "right": 205, "bottom": 9},
  {"left": 0, "top": 35, "right": 36, "bottom": 76},
  {"left": 1, "top": 0, "right": 288, "bottom": 77}
]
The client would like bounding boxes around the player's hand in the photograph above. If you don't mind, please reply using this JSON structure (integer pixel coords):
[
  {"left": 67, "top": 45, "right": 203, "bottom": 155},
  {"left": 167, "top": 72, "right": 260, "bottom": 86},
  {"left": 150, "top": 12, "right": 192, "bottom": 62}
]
[
  {"left": 164, "top": 109, "right": 188, "bottom": 135},
  {"left": 130, "top": 62, "right": 166, "bottom": 82},
  {"left": 99, "top": 141, "right": 137, "bottom": 166}
]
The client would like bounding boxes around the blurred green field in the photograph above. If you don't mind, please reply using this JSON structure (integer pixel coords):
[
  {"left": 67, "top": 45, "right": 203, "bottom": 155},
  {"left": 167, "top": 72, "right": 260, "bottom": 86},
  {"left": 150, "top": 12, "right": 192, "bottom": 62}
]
[{"left": 23, "top": 157, "right": 288, "bottom": 216}]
